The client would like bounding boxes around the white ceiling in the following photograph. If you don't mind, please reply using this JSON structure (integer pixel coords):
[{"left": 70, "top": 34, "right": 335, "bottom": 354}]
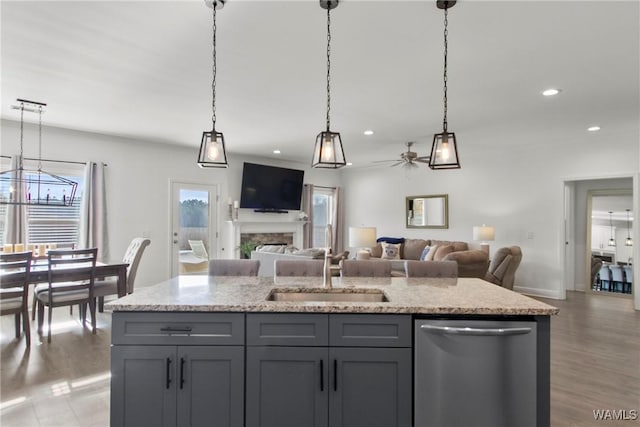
[{"left": 2, "top": 1, "right": 639, "bottom": 167}]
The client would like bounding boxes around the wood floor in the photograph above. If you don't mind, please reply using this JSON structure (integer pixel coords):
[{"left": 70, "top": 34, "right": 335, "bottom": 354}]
[{"left": 0, "top": 291, "right": 639, "bottom": 426}]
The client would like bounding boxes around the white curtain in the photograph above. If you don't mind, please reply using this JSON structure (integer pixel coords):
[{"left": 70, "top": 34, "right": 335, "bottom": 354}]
[
  {"left": 301, "top": 184, "right": 314, "bottom": 248},
  {"left": 78, "top": 162, "right": 109, "bottom": 262},
  {"left": 331, "top": 186, "right": 344, "bottom": 253},
  {"left": 4, "top": 155, "right": 28, "bottom": 245}
]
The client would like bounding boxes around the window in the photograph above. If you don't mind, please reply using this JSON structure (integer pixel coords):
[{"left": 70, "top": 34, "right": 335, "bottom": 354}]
[
  {"left": 27, "top": 172, "right": 84, "bottom": 246},
  {"left": 312, "top": 187, "right": 334, "bottom": 247}
]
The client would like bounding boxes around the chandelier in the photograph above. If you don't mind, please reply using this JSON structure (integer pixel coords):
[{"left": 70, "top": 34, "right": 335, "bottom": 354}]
[{"left": 0, "top": 99, "right": 78, "bottom": 206}]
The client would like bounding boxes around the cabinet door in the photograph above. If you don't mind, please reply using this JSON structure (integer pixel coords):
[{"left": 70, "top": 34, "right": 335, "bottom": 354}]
[
  {"left": 176, "top": 346, "right": 244, "bottom": 427},
  {"left": 329, "top": 347, "right": 412, "bottom": 427},
  {"left": 246, "top": 347, "right": 328, "bottom": 427},
  {"left": 111, "top": 346, "right": 177, "bottom": 427}
]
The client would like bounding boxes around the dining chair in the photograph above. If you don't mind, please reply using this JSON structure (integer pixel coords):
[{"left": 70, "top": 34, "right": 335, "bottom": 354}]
[
  {"left": 404, "top": 260, "right": 458, "bottom": 278},
  {"left": 274, "top": 259, "right": 324, "bottom": 277},
  {"left": 340, "top": 260, "right": 392, "bottom": 277},
  {"left": 609, "top": 265, "right": 624, "bottom": 293},
  {"left": 622, "top": 265, "right": 633, "bottom": 294},
  {"left": 94, "top": 237, "right": 150, "bottom": 311},
  {"left": 598, "top": 265, "right": 612, "bottom": 291},
  {"left": 0, "top": 251, "right": 33, "bottom": 347},
  {"left": 34, "top": 248, "right": 98, "bottom": 343},
  {"left": 209, "top": 259, "right": 260, "bottom": 276}
]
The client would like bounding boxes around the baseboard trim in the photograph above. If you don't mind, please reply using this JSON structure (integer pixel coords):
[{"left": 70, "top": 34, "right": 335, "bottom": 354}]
[{"left": 513, "top": 285, "right": 565, "bottom": 300}]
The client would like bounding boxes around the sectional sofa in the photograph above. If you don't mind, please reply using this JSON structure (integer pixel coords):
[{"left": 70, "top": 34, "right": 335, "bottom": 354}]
[{"left": 369, "top": 238, "right": 489, "bottom": 278}]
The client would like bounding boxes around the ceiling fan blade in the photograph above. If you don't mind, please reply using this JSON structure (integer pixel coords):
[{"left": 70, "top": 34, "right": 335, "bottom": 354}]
[
  {"left": 390, "top": 161, "right": 405, "bottom": 167},
  {"left": 414, "top": 159, "right": 430, "bottom": 164},
  {"left": 415, "top": 156, "right": 430, "bottom": 161},
  {"left": 372, "top": 159, "right": 399, "bottom": 163}
]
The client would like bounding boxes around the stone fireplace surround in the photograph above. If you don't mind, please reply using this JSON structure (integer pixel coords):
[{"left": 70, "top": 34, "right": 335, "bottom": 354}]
[{"left": 227, "top": 220, "right": 305, "bottom": 259}]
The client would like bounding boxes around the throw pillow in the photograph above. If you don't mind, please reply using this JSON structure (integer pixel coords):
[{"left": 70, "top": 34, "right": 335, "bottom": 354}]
[
  {"left": 433, "top": 245, "right": 455, "bottom": 261},
  {"left": 380, "top": 242, "right": 401, "bottom": 260},
  {"left": 419, "top": 246, "right": 431, "bottom": 261},
  {"left": 425, "top": 245, "right": 438, "bottom": 261},
  {"left": 377, "top": 237, "right": 405, "bottom": 245}
]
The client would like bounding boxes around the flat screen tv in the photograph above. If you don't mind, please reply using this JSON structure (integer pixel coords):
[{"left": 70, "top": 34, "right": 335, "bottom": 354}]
[{"left": 239, "top": 162, "right": 304, "bottom": 212}]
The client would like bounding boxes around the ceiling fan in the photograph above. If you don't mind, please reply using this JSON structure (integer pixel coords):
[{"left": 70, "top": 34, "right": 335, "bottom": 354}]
[{"left": 374, "top": 142, "right": 431, "bottom": 168}]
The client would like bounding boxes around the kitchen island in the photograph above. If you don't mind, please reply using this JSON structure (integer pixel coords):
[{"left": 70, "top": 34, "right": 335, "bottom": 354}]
[{"left": 107, "top": 275, "right": 557, "bottom": 427}]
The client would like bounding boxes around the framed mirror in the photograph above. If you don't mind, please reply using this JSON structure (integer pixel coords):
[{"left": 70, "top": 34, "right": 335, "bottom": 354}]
[{"left": 406, "top": 194, "right": 449, "bottom": 229}]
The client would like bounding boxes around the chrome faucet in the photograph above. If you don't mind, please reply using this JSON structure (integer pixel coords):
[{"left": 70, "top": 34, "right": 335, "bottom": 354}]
[
  {"left": 323, "top": 247, "right": 333, "bottom": 289},
  {"left": 323, "top": 224, "right": 333, "bottom": 289}
]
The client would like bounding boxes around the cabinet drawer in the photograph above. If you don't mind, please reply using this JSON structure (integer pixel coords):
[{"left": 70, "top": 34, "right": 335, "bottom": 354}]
[
  {"left": 329, "top": 314, "right": 411, "bottom": 347},
  {"left": 112, "top": 312, "right": 245, "bottom": 345},
  {"left": 247, "top": 313, "right": 328, "bottom": 346}
]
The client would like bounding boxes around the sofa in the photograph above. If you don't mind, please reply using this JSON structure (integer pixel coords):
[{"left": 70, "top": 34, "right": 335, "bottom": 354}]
[
  {"left": 250, "top": 247, "right": 349, "bottom": 277},
  {"left": 484, "top": 246, "right": 523, "bottom": 290},
  {"left": 369, "top": 238, "right": 489, "bottom": 278}
]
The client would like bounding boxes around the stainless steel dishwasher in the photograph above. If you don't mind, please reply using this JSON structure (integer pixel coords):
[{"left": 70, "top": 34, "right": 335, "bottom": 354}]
[{"left": 414, "top": 319, "right": 537, "bottom": 427}]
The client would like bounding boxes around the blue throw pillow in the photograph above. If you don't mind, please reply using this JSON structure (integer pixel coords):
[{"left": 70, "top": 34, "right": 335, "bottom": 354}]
[
  {"left": 419, "top": 246, "right": 431, "bottom": 261},
  {"left": 376, "top": 237, "right": 405, "bottom": 245}
]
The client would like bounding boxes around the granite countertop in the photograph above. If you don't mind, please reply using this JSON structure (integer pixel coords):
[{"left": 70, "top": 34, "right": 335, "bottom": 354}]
[{"left": 106, "top": 275, "right": 558, "bottom": 315}]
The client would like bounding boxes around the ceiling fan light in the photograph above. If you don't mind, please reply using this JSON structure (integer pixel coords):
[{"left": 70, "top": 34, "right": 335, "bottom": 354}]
[
  {"left": 312, "top": 130, "right": 346, "bottom": 168},
  {"left": 429, "top": 131, "right": 460, "bottom": 169}
]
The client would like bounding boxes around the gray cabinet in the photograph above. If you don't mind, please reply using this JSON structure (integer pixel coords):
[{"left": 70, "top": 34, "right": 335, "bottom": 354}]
[
  {"left": 245, "top": 313, "right": 411, "bottom": 427},
  {"left": 110, "top": 313, "right": 244, "bottom": 427}
]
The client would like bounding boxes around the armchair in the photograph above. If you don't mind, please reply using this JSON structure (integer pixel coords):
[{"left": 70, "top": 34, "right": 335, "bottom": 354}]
[{"left": 484, "top": 246, "right": 522, "bottom": 290}]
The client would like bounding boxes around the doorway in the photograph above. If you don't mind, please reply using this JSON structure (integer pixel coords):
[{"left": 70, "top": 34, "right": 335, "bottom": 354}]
[
  {"left": 587, "top": 190, "right": 633, "bottom": 296},
  {"left": 170, "top": 181, "right": 219, "bottom": 277}
]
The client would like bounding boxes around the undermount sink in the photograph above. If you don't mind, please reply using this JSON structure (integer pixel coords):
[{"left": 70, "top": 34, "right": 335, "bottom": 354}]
[{"left": 267, "top": 288, "right": 389, "bottom": 303}]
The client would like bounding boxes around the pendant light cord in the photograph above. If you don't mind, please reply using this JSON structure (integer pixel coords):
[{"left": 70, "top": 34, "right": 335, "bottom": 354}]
[
  {"left": 211, "top": 3, "right": 218, "bottom": 131},
  {"left": 326, "top": 5, "right": 332, "bottom": 131},
  {"left": 442, "top": 6, "right": 449, "bottom": 132}
]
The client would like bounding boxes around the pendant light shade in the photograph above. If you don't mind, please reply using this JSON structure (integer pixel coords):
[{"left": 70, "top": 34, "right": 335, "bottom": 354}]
[
  {"left": 313, "top": 130, "right": 346, "bottom": 169},
  {"left": 312, "top": 0, "right": 346, "bottom": 169},
  {"left": 607, "top": 211, "right": 616, "bottom": 247},
  {"left": 429, "top": 131, "right": 460, "bottom": 170},
  {"left": 198, "top": 130, "right": 228, "bottom": 168},
  {"left": 198, "top": 0, "right": 229, "bottom": 168},
  {"left": 429, "top": 0, "right": 461, "bottom": 170},
  {"left": 0, "top": 99, "right": 78, "bottom": 207},
  {"left": 625, "top": 209, "right": 633, "bottom": 246}
]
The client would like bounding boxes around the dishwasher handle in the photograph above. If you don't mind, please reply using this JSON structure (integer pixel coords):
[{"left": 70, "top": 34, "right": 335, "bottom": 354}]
[{"left": 420, "top": 324, "right": 532, "bottom": 336}]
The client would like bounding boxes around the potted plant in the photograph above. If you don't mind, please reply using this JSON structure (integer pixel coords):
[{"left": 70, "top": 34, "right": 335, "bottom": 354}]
[{"left": 238, "top": 241, "right": 258, "bottom": 259}]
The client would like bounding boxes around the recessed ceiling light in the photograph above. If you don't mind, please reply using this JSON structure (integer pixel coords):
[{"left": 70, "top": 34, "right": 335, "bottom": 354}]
[
  {"left": 542, "top": 88, "right": 561, "bottom": 97},
  {"left": 346, "top": 162, "right": 353, "bottom": 166},
  {"left": 587, "top": 126, "right": 601, "bottom": 132},
  {"left": 273, "top": 149, "right": 281, "bottom": 154},
  {"left": 363, "top": 130, "right": 374, "bottom": 136}
]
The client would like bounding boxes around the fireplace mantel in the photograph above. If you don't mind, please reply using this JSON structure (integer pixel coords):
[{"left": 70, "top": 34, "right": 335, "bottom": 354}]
[{"left": 226, "top": 220, "right": 305, "bottom": 259}]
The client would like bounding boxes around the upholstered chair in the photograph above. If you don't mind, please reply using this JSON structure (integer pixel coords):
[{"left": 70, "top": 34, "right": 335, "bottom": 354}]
[
  {"left": 484, "top": 246, "right": 523, "bottom": 290},
  {"left": 274, "top": 260, "right": 324, "bottom": 277},
  {"left": 340, "top": 260, "right": 392, "bottom": 277},
  {"left": 404, "top": 260, "right": 458, "bottom": 278},
  {"left": 93, "top": 237, "right": 151, "bottom": 311},
  {"left": 590, "top": 257, "right": 603, "bottom": 290},
  {"left": 209, "top": 259, "right": 260, "bottom": 276}
]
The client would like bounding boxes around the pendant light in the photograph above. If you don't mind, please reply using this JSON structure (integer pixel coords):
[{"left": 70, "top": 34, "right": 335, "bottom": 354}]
[
  {"left": 607, "top": 211, "right": 616, "bottom": 247},
  {"left": 312, "top": 0, "right": 346, "bottom": 169},
  {"left": 625, "top": 209, "right": 633, "bottom": 246},
  {"left": 429, "top": 0, "right": 461, "bottom": 170},
  {"left": 198, "top": 0, "right": 229, "bottom": 168},
  {"left": 0, "top": 99, "right": 78, "bottom": 206}
]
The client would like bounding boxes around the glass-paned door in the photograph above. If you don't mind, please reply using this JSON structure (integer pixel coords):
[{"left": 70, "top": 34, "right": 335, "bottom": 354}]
[
  {"left": 171, "top": 182, "right": 219, "bottom": 277},
  {"left": 312, "top": 187, "right": 334, "bottom": 247}
]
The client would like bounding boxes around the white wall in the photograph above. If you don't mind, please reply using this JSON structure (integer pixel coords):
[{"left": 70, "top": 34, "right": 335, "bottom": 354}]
[
  {"left": 341, "top": 125, "right": 639, "bottom": 300},
  {"left": 1, "top": 119, "right": 341, "bottom": 288}
]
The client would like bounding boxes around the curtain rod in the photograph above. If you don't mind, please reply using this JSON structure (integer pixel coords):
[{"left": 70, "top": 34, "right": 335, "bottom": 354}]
[
  {"left": 0, "top": 155, "right": 108, "bottom": 167},
  {"left": 311, "top": 185, "right": 336, "bottom": 190}
]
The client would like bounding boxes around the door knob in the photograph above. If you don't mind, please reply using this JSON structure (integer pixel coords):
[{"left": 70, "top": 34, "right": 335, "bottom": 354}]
[{"left": 173, "top": 240, "right": 178, "bottom": 244}]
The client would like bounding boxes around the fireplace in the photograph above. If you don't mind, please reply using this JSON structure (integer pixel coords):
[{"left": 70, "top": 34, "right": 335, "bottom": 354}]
[{"left": 227, "top": 220, "right": 304, "bottom": 259}]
